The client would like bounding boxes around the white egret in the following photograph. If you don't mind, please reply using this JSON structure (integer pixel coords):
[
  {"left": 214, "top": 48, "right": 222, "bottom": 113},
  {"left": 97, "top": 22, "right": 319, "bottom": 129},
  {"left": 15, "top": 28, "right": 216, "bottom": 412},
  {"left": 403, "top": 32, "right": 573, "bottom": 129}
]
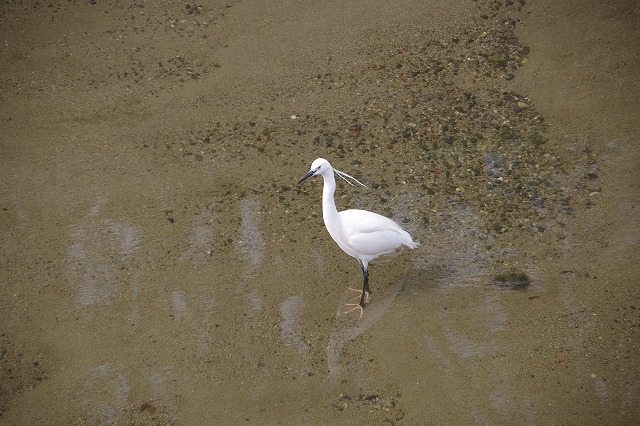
[{"left": 298, "top": 158, "right": 419, "bottom": 317}]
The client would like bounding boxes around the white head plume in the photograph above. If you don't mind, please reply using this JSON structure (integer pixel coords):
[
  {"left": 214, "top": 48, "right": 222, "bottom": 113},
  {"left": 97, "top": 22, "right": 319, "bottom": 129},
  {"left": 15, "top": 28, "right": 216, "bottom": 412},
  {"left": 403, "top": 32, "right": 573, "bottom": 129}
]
[{"left": 333, "top": 168, "right": 366, "bottom": 187}]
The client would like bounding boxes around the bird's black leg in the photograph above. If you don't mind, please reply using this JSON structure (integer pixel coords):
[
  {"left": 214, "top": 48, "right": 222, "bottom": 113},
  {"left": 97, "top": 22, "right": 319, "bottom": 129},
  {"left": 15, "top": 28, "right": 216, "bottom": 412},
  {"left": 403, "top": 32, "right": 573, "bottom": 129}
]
[
  {"left": 341, "top": 261, "right": 371, "bottom": 318},
  {"left": 360, "top": 265, "right": 370, "bottom": 308}
]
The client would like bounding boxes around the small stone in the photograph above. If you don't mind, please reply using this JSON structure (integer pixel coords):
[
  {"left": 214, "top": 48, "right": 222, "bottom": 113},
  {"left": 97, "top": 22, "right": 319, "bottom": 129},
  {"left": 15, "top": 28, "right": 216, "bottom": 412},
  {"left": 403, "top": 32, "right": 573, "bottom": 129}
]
[
  {"left": 517, "top": 101, "right": 528, "bottom": 108},
  {"left": 492, "top": 270, "right": 530, "bottom": 289}
]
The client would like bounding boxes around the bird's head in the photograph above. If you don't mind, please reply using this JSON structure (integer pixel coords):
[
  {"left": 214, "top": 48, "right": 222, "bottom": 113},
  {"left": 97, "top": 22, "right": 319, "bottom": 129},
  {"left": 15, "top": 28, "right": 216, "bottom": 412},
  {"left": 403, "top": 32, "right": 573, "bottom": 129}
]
[{"left": 297, "top": 158, "right": 331, "bottom": 184}]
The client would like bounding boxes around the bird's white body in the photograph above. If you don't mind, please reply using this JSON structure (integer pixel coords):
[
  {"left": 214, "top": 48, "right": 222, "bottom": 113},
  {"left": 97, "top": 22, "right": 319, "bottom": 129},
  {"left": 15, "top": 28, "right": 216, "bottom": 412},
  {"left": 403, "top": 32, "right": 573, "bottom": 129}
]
[
  {"left": 298, "top": 158, "right": 418, "bottom": 314},
  {"left": 320, "top": 169, "right": 417, "bottom": 266}
]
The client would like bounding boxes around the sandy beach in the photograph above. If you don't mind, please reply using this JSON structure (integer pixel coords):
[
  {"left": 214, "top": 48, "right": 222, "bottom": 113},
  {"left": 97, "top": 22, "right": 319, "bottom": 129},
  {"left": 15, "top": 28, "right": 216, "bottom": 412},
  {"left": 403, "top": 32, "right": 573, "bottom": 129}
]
[{"left": 1, "top": 0, "right": 638, "bottom": 424}]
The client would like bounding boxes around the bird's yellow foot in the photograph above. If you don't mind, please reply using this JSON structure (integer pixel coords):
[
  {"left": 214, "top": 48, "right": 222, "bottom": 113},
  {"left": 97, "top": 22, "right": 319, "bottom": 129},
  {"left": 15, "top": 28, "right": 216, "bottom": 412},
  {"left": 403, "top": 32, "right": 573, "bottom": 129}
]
[
  {"left": 340, "top": 303, "right": 365, "bottom": 318},
  {"left": 340, "top": 289, "right": 370, "bottom": 318},
  {"left": 347, "top": 288, "right": 370, "bottom": 303}
]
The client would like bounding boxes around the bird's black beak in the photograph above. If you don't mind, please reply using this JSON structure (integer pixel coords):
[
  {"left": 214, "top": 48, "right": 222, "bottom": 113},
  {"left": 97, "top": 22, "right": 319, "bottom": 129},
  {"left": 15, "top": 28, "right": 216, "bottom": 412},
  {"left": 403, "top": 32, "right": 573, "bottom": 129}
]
[{"left": 297, "top": 170, "right": 315, "bottom": 184}]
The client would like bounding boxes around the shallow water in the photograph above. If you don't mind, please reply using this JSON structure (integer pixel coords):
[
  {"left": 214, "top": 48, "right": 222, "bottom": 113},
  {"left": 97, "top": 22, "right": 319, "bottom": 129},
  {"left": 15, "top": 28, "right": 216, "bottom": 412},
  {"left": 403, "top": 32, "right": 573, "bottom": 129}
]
[{"left": 1, "top": 0, "right": 638, "bottom": 424}]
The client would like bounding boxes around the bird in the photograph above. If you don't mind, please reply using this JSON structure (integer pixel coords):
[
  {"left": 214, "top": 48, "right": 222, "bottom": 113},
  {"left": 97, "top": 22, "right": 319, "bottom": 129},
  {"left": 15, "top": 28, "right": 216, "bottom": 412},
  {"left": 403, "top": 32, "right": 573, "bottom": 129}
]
[{"left": 297, "top": 158, "right": 419, "bottom": 317}]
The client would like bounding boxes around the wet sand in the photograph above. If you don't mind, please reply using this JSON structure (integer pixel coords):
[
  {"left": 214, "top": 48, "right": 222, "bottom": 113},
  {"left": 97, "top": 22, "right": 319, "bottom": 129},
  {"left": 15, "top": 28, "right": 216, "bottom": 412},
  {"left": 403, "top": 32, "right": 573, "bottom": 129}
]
[{"left": 1, "top": 0, "right": 639, "bottom": 424}]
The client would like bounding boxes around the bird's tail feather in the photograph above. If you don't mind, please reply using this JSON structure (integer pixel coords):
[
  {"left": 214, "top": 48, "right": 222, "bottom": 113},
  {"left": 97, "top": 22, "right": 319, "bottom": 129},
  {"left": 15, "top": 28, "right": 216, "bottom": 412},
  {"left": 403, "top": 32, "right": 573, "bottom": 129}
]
[
  {"left": 399, "top": 229, "right": 420, "bottom": 249},
  {"left": 406, "top": 240, "right": 420, "bottom": 249}
]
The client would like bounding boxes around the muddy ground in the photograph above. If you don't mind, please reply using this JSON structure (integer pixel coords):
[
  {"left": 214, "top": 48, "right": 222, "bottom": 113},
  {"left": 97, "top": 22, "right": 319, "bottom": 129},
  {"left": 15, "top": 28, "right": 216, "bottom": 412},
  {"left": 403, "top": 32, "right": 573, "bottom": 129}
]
[{"left": 1, "top": 0, "right": 638, "bottom": 424}]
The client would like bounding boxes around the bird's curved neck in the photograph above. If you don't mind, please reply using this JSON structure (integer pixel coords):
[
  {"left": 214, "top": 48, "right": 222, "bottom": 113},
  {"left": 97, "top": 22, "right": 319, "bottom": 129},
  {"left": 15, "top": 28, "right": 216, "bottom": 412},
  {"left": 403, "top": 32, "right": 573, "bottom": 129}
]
[{"left": 321, "top": 172, "right": 339, "bottom": 222}]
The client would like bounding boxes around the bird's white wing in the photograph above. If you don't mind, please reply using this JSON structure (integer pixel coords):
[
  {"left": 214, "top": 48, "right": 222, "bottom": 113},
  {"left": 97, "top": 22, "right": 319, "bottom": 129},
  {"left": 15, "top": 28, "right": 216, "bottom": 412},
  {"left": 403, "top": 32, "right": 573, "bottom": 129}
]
[
  {"left": 338, "top": 209, "right": 411, "bottom": 257},
  {"left": 339, "top": 209, "right": 403, "bottom": 233}
]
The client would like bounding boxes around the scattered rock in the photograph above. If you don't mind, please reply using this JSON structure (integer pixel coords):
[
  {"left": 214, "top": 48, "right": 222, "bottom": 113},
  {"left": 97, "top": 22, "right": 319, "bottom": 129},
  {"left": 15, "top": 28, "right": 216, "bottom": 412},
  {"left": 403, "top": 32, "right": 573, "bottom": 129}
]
[{"left": 491, "top": 270, "right": 531, "bottom": 290}]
